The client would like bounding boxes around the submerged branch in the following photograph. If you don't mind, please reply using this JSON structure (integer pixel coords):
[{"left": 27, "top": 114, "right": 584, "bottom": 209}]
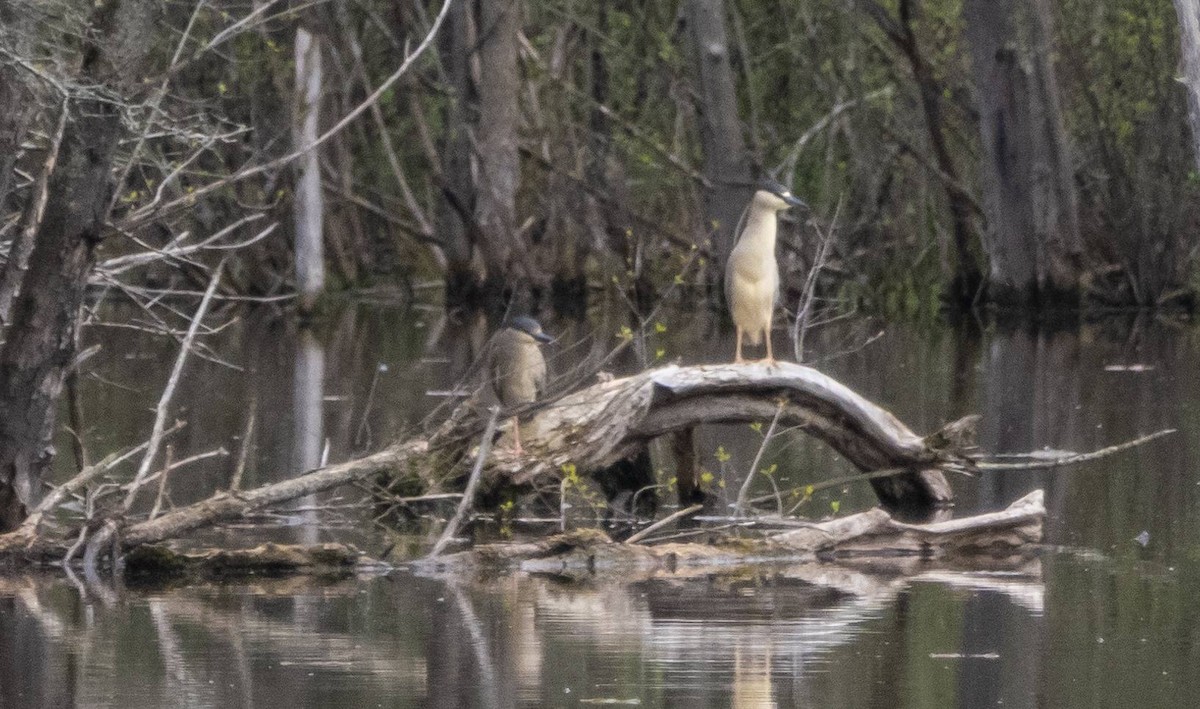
[
  {"left": 971, "top": 429, "right": 1176, "bottom": 471},
  {"left": 625, "top": 504, "right": 704, "bottom": 544}
]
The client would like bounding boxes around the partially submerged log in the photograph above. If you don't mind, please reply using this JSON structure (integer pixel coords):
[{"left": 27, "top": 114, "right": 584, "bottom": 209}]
[
  {"left": 123, "top": 542, "right": 369, "bottom": 580},
  {"left": 417, "top": 489, "right": 1045, "bottom": 577}
]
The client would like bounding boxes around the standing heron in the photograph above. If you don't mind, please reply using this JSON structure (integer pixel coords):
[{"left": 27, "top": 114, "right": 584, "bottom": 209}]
[
  {"left": 488, "top": 316, "right": 552, "bottom": 454},
  {"left": 724, "top": 180, "right": 807, "bottom": 364}
]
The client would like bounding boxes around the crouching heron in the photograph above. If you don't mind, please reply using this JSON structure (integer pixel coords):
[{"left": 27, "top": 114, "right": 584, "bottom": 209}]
[
  {"left": 724, "top": 180, "right": 807, "bottom": 364},
  {"left": 488, "top": 316, "right": 552, "bottom": 454}
]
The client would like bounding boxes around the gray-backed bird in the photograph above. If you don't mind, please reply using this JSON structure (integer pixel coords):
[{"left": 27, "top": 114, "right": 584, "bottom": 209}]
[
  {"left": 488, "top": 316, "right": 552, "bottom": 454},
  {"left": 724, "top": 180, "right": 807, "bottom": 364}
]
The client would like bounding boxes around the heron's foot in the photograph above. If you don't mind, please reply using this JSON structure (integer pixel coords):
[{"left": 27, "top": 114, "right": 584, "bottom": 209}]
[
  {"left": 733, "top": 355, "right": 746, "bottom": 365},
  {"left": 760, "top": 356, "right": 777, "bottom": 367}
]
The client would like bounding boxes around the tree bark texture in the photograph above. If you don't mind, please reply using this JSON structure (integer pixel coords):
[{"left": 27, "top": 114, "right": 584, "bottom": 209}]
[
  {"left": 1175, "top": 0, "right": 1200, "bottom": 173},
  {"left": 473, "top": 0, "right": 526, "bottom": 289},
  {"left": 293, "top": 26, "right": 325, "bottom": 313},
  {"left": 438, "top": 0, "right": 483, "bottom": 298},
  {"left": 685, "top": 0, "right": 755, "bottom": 265},
  {"left": 0, "top": 0, "right": 35, "bottom": 211},
  {"left": 964, "top": 0, "right": 1082, "bottom": 306},
  {"left": 862, "top": 0, "right": 982, "bottom": 305},
  {"left": 0, "top": 0, "right": 157, "bottom": 532},
  {"left": 0, "top": 0, "right": 41, "bottom": 317}
]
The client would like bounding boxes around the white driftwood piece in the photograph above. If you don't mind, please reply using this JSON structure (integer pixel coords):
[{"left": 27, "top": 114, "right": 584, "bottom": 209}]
[{"left": 424, "top": 490, "right": 1045, "bottom": 575}]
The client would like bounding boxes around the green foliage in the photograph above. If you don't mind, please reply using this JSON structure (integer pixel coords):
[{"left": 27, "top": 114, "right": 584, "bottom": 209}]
[{"left": 1059, "top": 0, "right": 1196, "bottom": 303}]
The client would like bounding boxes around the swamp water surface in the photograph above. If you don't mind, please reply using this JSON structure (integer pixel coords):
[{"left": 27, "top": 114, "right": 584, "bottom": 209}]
[{"left": 1, "top": 300, "right": 1199, "bottom": 708}]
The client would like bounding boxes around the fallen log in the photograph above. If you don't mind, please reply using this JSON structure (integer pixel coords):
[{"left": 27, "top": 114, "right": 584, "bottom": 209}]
[
  {"left": 123, "top": 542, "right": 368, "bottom": 580},
  {"left": 415, "top": 489, "right": 1045, "bottom": 576},
  {"left": 471, "top": 362, "right": 959, "bottom": 514},
  {"left": 0, "top": 443, "right": 422, "bottom": 562}
]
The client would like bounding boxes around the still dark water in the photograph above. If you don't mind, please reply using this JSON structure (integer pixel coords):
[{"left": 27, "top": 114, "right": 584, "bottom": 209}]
[{"left": 2, "top": 297, "right": 1199, "bottom": 708}]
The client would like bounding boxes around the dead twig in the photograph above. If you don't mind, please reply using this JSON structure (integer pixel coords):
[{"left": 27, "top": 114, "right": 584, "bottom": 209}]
[
  {"left": 123, "top": 262, "right": 224, "bottom": 511},
  {"left": 427, "top": 407, "right": 501, "bottom": 558},
  {"left": 122, "top": 0, "right": 455, "bottom": 230},
  {"left": 972, "top": 429, "right": 1176, "bottom": 471},
  {"left": 792, "top": 197, "right": 841, "bottom": 362},
  {"left": 229, "top": 402, "right": 256, "bottom": 492},
  {"left": 625, "top": 504, "right": 705, "bottom": 544},
  {"left": 0, "top": 422, "right": 187, "bottom": 549},
  {"left": 735, "top": 400, "right": 784, "bottom": 517}
]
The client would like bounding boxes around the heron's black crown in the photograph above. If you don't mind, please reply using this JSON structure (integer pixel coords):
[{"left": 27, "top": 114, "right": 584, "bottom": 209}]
[{"left": 507, "top": 316, "right": 553, "bottom": 343}]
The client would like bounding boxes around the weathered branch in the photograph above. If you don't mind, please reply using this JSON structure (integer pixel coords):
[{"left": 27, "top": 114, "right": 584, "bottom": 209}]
[
  {"left": 427, "top": 407, "right": 500, "bottom": 558},
  {"left": 121, "top": 0, "right": 456, "bottom": 230},
  {"left": 470, "top": 362, "right": 957, "bottom": 514},
  {"left": 973, "top": 429, "right": 1176, "bottom": 471},
  {"left": 123, "top": 262, "right": 224, "bottom": 510},
  {"left": 625, "top": 503, "right": 704, "bottom": 544},
  {"left": 421, "top": 489, "right": 1045, "bottom": 574},
  {"left": 120, "top": 443, "right": 422, "bottom": 548}
]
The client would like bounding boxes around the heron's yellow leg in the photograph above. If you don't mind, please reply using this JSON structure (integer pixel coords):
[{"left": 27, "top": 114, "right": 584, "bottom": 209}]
[
  {"left": 763, "top": 328, "right": 776, "bottom": 365},
  {"left": 734, "top": 327, "right": 745, "bottom": 364},
  {"left": 513, "top": 418, "right": 523, "bottom": 456}
]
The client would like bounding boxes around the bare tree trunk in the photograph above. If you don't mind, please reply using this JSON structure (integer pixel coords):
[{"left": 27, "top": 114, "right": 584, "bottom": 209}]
[
  {"left": 474, "top": 0, "right": 526, "bottom": 293},
  {"left": 1175, "top": 0, "right": 1200, "bottom": 172},
  {"left": 292, "top": 327, "right": 325, "bottom": 545},
  {"left": 964, "top": 0, "right": 1082, "bottom": 307},
  {"left": 862, "top": 0, "right": 983, "bottom": 306},
  {"left": 0, "top": 0, "right": 34, "bottom": 211},
  {"left": 0, "top": 0, "right": 40, "bottom": 317},
  {"left": 293, "top": 25, "right": 325, "bottom": 313},
  {"left": 576, "top": 0, "right": 612, "bottom": 289},
  {"left": 438, "top": 0, "right": 484, "bottom": 301},
  {"left": 0, "top": 0, "right": 157, "bottom": 531},
  {"left": 685, "top": 0, "right": 754, "bottom": 265}
]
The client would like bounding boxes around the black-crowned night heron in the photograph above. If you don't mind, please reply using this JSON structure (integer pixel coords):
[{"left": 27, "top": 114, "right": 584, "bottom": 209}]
[
  {"left": 724, "top": 180, "right": 807, "bottom": 364},
  {"left": 488, "top": 316, "right": 552, "bottom": 454}
]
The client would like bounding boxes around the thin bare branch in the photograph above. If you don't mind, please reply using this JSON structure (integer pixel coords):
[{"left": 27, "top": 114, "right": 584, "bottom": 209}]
[
  {"left": 625, "top": 504, "right": 704, "bottom": 544},
  {"left": 734, "top": 400, "right": 784, "bottom": 517},
  {"left": 428, "top": 407, "right": 501, "bottom": 558},
  {"left": 122, "top": 0, "right": 456, "bottom": 229},
  {"left": 122, "top": 262, "right": 225, "bottom": 511}
]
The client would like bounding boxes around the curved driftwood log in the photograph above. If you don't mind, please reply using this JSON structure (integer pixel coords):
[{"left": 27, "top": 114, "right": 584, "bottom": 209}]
[{"left": 477, "top": 362, "right": 957, "bottom": 513}]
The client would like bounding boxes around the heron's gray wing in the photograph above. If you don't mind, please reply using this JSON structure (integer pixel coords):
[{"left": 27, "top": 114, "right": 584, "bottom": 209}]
[
  {"left": 531, "top": 346, "right": 548, "bottom": 398},
  {"left": 488, "top": 330, "right": 518, "bottom": 405}
]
